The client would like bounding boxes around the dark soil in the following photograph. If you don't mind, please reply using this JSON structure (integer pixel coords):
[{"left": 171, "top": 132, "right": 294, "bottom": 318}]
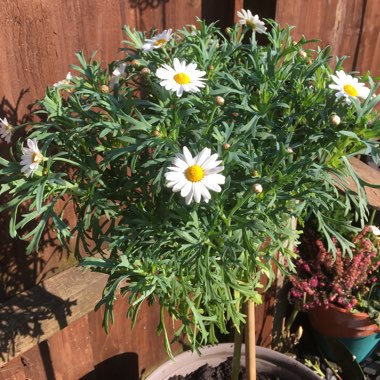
[{"left": 168, "top": 357, "right": 280, "bottom": 380}]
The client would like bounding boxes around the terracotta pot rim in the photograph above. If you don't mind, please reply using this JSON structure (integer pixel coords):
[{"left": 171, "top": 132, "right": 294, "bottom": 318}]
[{"left": 318, "top": 303, "right": 377, "bottom": 319}]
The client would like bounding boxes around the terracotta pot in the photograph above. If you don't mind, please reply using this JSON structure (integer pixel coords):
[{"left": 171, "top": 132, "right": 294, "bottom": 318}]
[
  {"left": 145, "top": 343, "right": 321, "bottom": 380},
  {"left": 309, "top": 304, "right": 380, "bottom": 362},
  {"left": 309, "top": 304, "right": 380, "bottom": 338}
]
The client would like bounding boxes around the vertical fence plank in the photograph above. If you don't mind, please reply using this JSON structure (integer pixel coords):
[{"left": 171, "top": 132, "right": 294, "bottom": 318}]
[
  {"left": 275, "top": 0, "right": 365, "bottom": 71},
  {"left": 165, "top": 0, "right": 202, "bottom": 30},
  {"left": 47, "top": 317, "right": 95, "bottom": 380},
  {"left": 354, "top": 0, "right": 380, "bottom": 77}
]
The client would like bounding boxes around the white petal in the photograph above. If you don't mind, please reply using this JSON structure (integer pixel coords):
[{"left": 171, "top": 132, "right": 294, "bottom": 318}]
[
  {"left": 198, "top": 183, "right": 211, "bottom": 201},
  {"left": 194, "top": 148, "right": 211, "bottom": 166},
  {"left": 172, "top": 178, "right": 187, "bottom": 192},
  {"left": 176, "top": 86, "right": 184, "bottom": 97},
  {"left": 201, "top": 177, "right": 222, "bottom": 192},
  {"left": 185, "top": 192, "right": 193, "bottom": 205},
  {"left": 180, "top": 181, "right": 192, "bottom": 197},
  {"left": 193, "top": 183, "right": 202, "bottom": 203},
  {"left": 182, "top": 147, "right": 194, "bottom": 166}
]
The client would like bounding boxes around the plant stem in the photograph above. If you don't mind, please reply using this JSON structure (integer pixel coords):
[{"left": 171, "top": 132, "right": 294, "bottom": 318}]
[
  {"left": 284, "top": 306, "right": 300, "bottom": 332},
  {"left": 369, "top": 208, "right": 377, "bottom": 225},
  {"left": 231, "top": 326, "right": 243, "bottom": 380},
  {"left": 246, "top": 300, "right": 256, "bottom": 380}
]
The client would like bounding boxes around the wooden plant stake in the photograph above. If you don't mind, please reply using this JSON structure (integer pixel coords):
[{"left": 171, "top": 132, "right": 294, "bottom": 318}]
[{"left": 246, "top": 299, "right": 256, "bottom": 380}]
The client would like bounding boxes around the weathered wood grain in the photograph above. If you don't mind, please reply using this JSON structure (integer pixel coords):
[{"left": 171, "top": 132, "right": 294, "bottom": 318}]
[
  {"left": 349, "top": 157, "right": 380, "bottom": 209},
  {"left": 354, "top": 0, "right": 380, "bottom": 77},
  {"left": 0, "top": 266, "right": 107, "bottom": 367},
  {"left": 275, "top": 0, "right": 365, "bottom": 71}
]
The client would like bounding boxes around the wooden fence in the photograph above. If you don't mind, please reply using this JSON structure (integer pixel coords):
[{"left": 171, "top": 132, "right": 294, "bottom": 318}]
[{"left": 0, "top": 0, "right": 379, "bottom": 378}]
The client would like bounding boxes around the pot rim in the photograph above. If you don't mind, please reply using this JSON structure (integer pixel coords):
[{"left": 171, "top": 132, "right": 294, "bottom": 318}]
[{"left": 145, "top": 343, "right": 321, "bottom": 380}]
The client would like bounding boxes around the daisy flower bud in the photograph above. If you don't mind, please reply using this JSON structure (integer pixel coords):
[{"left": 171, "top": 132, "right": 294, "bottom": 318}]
[
  {"left": 286, "top": 147, "right": 294, "bottom": 154},
  {"left": 100, "top": 85, "right": 110, "bottom": 94},
  {"left": 223, "top": 143, "right": 230, "bottom": 150},
  {"left": 330, "top": 114, "right": 341, "bottom": 126},
  {"left": 131, "top": 59, "right": 141, "bottom": 69},
  {"left": 215, "top": 96, "right": 225, "bottom": 106},
  {"left": 298, "top": 50, "right": 307, "bottom": 59},
  {"left": 141, "top": 67, "right": 151, "bottom": 76},
  {"left": 252, "top": 183, "right": 263, "bottom": 194}
]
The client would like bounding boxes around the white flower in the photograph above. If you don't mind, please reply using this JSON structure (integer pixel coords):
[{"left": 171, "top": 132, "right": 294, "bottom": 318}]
[
  {"left": 0, "top": 117, "right": 13, "bottom": 143},
  {"left": 165, "top": 147, "right": 225, "bottom": 205},
  {"left": 142, "top": 29, "right": 173, "bottom": 51},
  {"left": 112, "top": 63, "right": 127, "bottom": 77},
  {"left": 109, "top": 63, "right": 127, "bottom": 90},
  {"left": 237, "top": 9, "right": 267, "bottom": 33},
  {"left": 53, "top": 72, "right": 73, "bottom": 88},
  {"left": 20, "top": 138, "right": 45, "bottom": 177},
  {"left": 329, "top": 70, "right": 370, "bottom": 104},
  {"left": 368, "top": 225, "right": 380, "bottom": 236},
  {"left": 156, "top": 58, "right": 206, "bottom": 97}
]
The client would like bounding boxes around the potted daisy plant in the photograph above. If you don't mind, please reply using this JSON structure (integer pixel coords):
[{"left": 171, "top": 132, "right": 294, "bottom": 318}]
[{"left": 0, "top": 8, "right": 379, "bottom": 380}]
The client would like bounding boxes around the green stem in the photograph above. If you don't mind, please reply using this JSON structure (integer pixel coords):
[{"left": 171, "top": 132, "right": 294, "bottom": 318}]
[
  {"left": 284, "top": 305, "right": 300, "bottom": 332},
  {"left": 231, "top": 326, "right": 243, "bottom": 380},
  {"left": 369, "top": 208, "right": 377, "bottom": 225}
]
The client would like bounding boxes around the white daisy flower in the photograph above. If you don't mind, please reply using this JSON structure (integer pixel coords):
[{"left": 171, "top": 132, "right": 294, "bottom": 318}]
[
  {"left": 156, "top": 58, "right": 206, "bottom": 97},
  {"left": 237, "top": 9, "right": 267, "bottom": 33},
  {"left": 142, "top": 29, "right": 173, "bottom": 51},
  {"left": 329, "top": 70, "right": 370, "bottom": 104},
  {"left": 165, "top": 146, "right": 225, "bottom": 205},
  {"left": 0, "top": 117, "right": 13, "bottom": 143},
  {"left": 53, "top": 72, "right": 73, "bottom": 88},
  {"left": 20, "top": 138, "right": 45, "bottom": 177}
]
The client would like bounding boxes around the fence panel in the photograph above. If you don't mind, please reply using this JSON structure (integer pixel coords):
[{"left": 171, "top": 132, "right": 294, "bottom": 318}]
[{"left": 275, "top": 0, "right": 365, "bottom": 71}]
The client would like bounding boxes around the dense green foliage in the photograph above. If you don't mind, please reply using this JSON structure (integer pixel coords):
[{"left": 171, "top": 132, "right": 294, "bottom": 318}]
[{"left": 1, "top": 18, "right": 379, "bottom": 354}]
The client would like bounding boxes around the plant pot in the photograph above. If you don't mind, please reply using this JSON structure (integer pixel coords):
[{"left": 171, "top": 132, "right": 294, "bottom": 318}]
[
  {"left": 309, "top": 304, "right": 380, "bottom": 363},
  {"left": 145, "top": 343, "right": 321, "bottom": 380}
]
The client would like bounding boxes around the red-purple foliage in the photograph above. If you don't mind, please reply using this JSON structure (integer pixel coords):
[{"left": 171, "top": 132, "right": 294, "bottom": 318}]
[{"left": 289, "top": 226, "right": 380, "bottom": 311}]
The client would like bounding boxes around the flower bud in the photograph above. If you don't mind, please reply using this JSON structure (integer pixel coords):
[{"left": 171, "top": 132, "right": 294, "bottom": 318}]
[
  {"left": 223, "top": 142, "right": 230, "bottom": 150},
  {"left": 215, "top": 96, "right": 225, "bottom": 106},
  {"left": 298, "top": 50, "right": 307, "bottom": 59},
  {"left": 330, "top": 114, "right": 341, "bottom": 126},
  {"left": 232, "top": 112, "right": 239, "bottom": 119},
  {"left": 225, "top": 27, "right": 232, "bottom": 35},
  {"left": 141, "top": 67, "right": 151, "bottom": 76},
  {"left": 251, "top": 170, "right": 259, "bottom": 177},
  {"left": 100, "top": 84, "right": 110, "bottom": 94},
  {"left": 131, "top": 59, "right": 140, "bottom": 68},
  {"left": 152, "top": 130, "right": 161, "bottom": 137},
  {"left": 207, "top": 65, "right": 214, "bottom": 71},
  {"left": 286, "top": 147, "right": 294, "bottom": 154},
  {"left": 252, "top": 183, "right": 263, "bottom": 194}
]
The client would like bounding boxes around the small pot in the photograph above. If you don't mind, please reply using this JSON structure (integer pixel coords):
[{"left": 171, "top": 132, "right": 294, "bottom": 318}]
[
  {"left": 145, "top": 343, "right": 321, "bottom": 380},
  {"left": 309, "top": 304, "right": 380, "bottom": 363}
]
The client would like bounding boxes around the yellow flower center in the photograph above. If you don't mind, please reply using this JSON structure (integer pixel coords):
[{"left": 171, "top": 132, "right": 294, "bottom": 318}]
[
  {"left": 174, "top": 73, "right": 191, "bottom": 85},
  {"left": 343, "top": 84, "right": 358, "bottom": 97},
  {"left": 32, "top": 152, "right": 43, "bottom": 163},
  {"left": 4, "top": 123, "right": 12, "bottom": 131},
  {"left": 185, "top": 165, "right": 204, "bottom": 182},
  {"left": 154, "top": 38, "right": 167, "bottom": 46},
  {"left": 246, "top": 20, "right": 257, "bottom": 30}
]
